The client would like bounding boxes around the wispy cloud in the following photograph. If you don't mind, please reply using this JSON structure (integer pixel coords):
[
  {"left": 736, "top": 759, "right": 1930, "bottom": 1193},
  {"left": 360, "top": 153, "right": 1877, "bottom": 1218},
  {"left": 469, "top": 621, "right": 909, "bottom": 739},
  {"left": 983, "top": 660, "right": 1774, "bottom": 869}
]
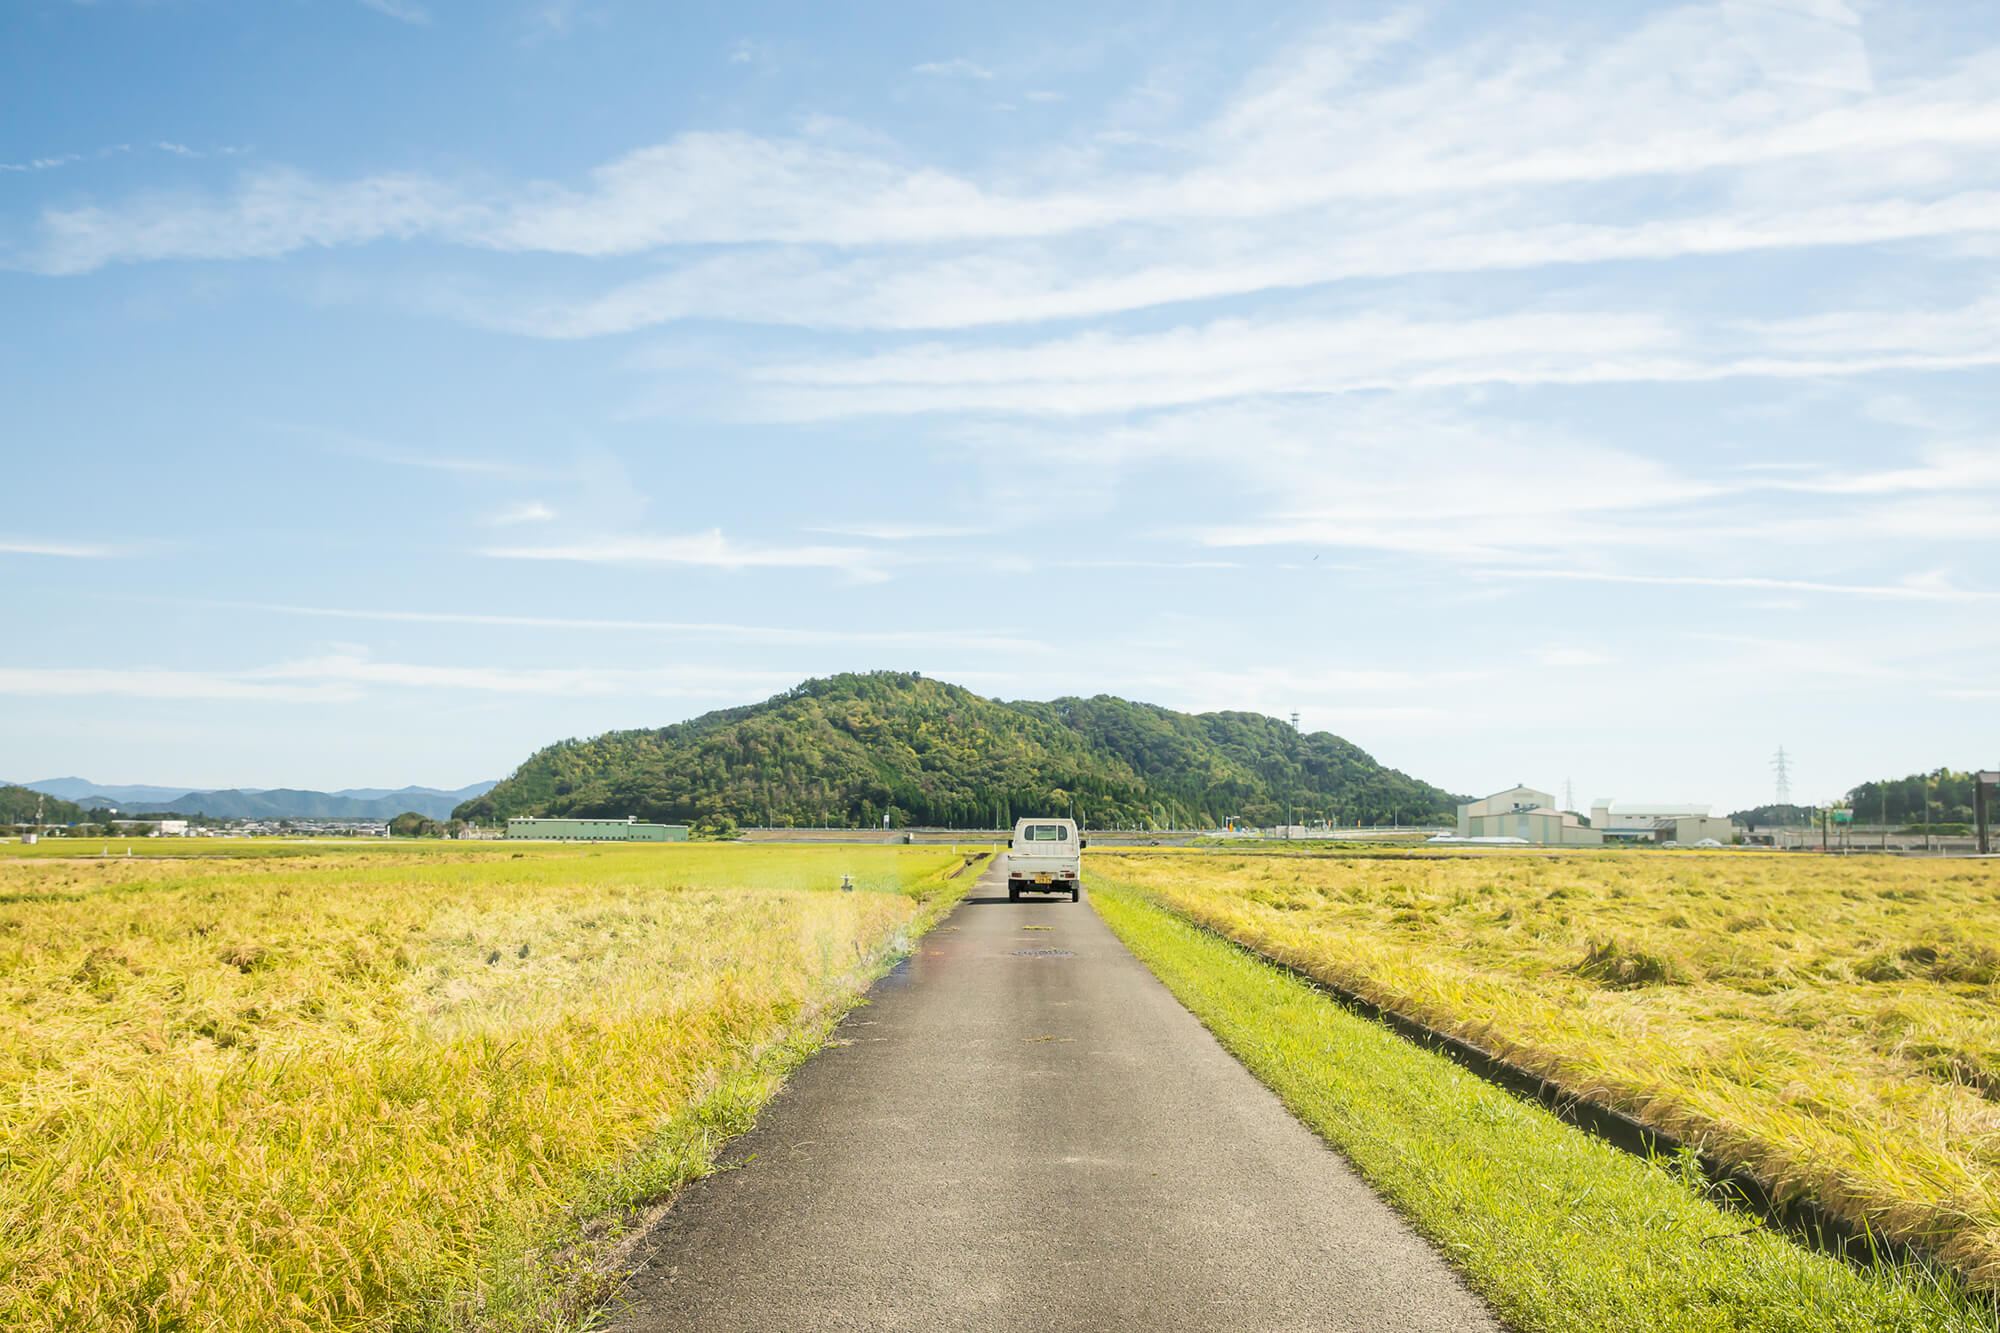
[
  {"left": 0, "top": 538, "right": 126, "bottom": 558},
  {"left": 1531, "top": 645, "right": 1618, "bottom": 668},
  {"left": 1493, "top": 569, "right": 2000, "bottom": 603},
  {"left": 912, "top": 58, "right": 994, "bottom": 79},
  {"left": 1, "top": 154, "right": 81, "bottom": 173},
  {"left": 480, "top": 528, "right": 888, "bottom": 581},
  {"left": 0, "top": 666, "right": 347, "bottom": 703},
  {"left": 21, "top": 5, "right": 2000, "bottom": 301},
  {"left": 522, "top": 0, "right": 581, "bottom": 41},
  {"left": 1, "top": 141, "right": 244, "bottom": 174},
  {"left": 491, "top": 501, "right": 556, "bottom": 524},
  {"left": 731, "top": 291, "right": 2000, "bottom": 420},
  {"left": 803, "top": 521, "right": 987, "bottom": 540},
  {"left": 0, "top": 656, "right": 805, "bottom": 702},
  {"left": 192, "top": 599, "right": 1049, "bottom": 652},
  {"left": 274, "top": 422, "right": 551, "bottom": 478},
  {"left": 358, "top": 0, "right": 431, "bottom": 25}
]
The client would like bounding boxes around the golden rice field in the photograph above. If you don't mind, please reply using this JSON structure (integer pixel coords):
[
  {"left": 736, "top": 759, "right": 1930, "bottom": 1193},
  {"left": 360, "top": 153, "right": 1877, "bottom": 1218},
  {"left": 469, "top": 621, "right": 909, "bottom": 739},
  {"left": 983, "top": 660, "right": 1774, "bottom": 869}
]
[
  {"left": 1092, "top": 847, "right": 2000, "bottom": 1287},
  {"left": 0, "top": 841, "right": 978, "bottom": 1332}
]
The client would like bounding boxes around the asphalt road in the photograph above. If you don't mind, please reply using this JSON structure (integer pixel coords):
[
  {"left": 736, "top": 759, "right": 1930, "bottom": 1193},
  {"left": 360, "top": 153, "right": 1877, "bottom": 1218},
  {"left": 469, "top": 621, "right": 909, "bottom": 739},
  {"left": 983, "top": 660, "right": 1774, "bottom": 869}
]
[{"left": 610, "top": 857, "right": 1500, "bottom": 1332}]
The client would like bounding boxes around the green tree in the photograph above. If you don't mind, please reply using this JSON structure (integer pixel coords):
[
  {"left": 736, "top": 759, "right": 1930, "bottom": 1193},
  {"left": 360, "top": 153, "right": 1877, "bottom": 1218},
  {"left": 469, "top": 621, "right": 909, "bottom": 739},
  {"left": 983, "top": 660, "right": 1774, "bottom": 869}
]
[
  {"left": 690, "top": 813, "right": 740, "bottom": 840},
  {"left": 388, "top": 811, "right": 441, "bottom": 838}
]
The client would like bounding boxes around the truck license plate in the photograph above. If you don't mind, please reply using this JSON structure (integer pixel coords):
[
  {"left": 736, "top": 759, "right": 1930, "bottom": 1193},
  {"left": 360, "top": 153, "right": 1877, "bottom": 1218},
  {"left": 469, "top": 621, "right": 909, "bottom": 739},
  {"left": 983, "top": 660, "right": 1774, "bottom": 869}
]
[{"left": 1034, "top": 873, "right": 1052, "bottom": 884}]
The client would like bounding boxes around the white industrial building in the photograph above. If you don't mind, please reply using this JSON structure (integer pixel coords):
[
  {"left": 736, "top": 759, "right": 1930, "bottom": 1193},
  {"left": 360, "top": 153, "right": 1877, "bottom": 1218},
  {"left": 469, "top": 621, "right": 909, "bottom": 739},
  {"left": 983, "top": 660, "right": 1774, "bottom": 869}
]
[
  {"left": 1589, "top": 800, "right": 1734, "bottom": 844},
  {"left": 1457, "top": 786, "right": 1603, "bottom": 846}
]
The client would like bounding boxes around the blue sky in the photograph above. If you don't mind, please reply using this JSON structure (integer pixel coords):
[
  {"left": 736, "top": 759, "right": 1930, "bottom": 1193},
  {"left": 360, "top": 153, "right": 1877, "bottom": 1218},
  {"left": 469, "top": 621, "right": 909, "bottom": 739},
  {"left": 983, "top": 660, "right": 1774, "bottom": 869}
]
[{"left": 3, "top": 0, "right": 1997, "bottom": 810}]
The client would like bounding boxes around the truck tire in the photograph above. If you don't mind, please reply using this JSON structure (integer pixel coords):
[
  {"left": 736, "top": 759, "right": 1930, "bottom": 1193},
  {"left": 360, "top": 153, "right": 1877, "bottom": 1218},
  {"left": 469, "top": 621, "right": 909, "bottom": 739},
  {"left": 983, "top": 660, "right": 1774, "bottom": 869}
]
[
  {"left": 1009, "top": 883, "right": 1020, "bottom": 902},
  {"left": 1070, "top": 882, "right": 1080, "bottom": 902}
]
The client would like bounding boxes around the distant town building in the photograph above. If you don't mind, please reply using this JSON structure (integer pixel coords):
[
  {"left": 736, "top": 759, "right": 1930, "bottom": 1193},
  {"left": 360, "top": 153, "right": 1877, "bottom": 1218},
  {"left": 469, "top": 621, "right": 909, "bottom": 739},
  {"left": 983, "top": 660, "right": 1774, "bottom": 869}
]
[
  {"left": 1589, "top": 800, "right": 1734, "bottom": 845},
  {"left": 1457, "top": 786, "right": 1603, "bottom": 845},
  {"left": 153, "top": 820, "right": 189, "bottom": 837},
  {"left": 504, "top": 816, "right": 688, "bottom": 842}
]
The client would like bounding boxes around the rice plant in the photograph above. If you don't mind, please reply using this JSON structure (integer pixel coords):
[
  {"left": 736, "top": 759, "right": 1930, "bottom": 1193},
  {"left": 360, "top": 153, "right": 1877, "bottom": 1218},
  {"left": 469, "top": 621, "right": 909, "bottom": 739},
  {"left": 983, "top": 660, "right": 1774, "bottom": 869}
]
[
  {"left": 1095, "top": 847, "right": 2000, "bottom": 1290},
  {"left": 0, "top": 843, "right": 973, "bottom": 1331}
]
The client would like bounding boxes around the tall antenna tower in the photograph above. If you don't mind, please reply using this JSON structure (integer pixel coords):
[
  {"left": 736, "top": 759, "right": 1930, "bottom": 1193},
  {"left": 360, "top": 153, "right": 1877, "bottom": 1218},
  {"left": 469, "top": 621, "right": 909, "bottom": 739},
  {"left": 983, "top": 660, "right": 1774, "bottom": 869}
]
[
  {"left": 1290, "top": 711, "right": 1300, "bottom": 731},
  {"left": 1771, "top": 745, "right": 1793, "bottom": 806},
  {"left": 1563, "top": 778, "right": 1575, "bottom": 812}
]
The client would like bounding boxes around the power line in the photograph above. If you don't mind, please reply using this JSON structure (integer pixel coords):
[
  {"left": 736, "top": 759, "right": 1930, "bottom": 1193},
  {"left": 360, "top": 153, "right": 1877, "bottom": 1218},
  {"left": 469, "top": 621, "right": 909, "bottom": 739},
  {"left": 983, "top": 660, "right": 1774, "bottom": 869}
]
[{"left": 1771, "top": 745, "right": 1792, "bottom": 806}]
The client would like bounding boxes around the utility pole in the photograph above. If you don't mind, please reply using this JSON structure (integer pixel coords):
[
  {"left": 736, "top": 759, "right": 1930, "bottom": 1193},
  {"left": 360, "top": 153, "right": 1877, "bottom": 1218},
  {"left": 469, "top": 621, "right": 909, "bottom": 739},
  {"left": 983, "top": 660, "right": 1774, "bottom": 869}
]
[
  {"left": 1977, "top": 772, "right": 1997, "bottom": 856},
  {"left": 1926, "top": 770, "right": 1933, "bottom": 855}
]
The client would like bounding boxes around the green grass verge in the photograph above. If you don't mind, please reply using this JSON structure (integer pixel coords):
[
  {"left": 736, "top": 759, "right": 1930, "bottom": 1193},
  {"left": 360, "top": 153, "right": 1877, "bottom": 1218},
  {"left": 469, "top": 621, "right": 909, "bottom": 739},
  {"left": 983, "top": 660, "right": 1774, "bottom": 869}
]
[{"left": 1090, "top": 878, "right": 1997, "bottom": 1333}]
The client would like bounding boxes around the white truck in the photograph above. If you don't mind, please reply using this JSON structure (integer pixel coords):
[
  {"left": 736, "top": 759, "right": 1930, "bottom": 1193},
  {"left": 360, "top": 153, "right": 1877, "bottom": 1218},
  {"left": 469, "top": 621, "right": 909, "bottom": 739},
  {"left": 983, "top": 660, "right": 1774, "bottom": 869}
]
[{"left": 1007, "top": 817, "right": 1085, "bottom": 902}]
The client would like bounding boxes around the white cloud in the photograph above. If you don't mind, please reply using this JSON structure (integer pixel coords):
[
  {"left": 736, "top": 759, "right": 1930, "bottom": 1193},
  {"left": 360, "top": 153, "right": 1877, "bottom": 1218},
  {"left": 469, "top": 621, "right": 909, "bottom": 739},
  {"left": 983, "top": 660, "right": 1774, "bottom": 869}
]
[
  {"left": 1, "top": 153, "right": 81, "bottom": 173},
  {"left": 523, "top": 0, "right": 580, "bottom": 41},
  {"left": 492, "top": 501, "right": 556, "bottom": 524},
  {"left": 0, "top": 656, "right": 805, "bottom": 702},
  {"left": 0, "top": 666, "right": 352, "bottom": 703},
  {"left": 1723, "top": 0, "right": 1872, "bottom": 93},
  {"left": 276, "top": 422, "right": 552, "bottom": 477},
  {"left": 480, "top": 528, "right": 888, "bottom": 581},
  {"left": 22, "top": 5, "right": 2000, "bottom": 297},
  {"left": 1, "top": 142, "right": 243, "bottom": 175},
  {"left": 803, "top": 521, "right": 988, "bottom": 540},
  {"left": 912, "top": 58, "right": 994, "bottom": 79},
  {"left": 0, "top": 538, "right": 125, "bottom": 558},
  {"left": 1532, "top": 646, "right": 1618, "bottom": 667},
  {"left": 1492, "top": 569, "right": 2000, "bottom": 603},
  {"left": 358, "top": 0, "right": 431, "bottom": 25},
  {"left": 718, "top": 290, "right": 2000, "bottom": 421},
  {"left": 197, "top": 599, "right": 1049, "bottom": 652},
  {"left": 739, "top": 308, "right": 1681, "bottom": 419},
  {"left": 936, "top": 389, "right": 1997, "bottom": 575},
  {"left": 492, "top": 193, "right": 2000, "bottom": 338}
]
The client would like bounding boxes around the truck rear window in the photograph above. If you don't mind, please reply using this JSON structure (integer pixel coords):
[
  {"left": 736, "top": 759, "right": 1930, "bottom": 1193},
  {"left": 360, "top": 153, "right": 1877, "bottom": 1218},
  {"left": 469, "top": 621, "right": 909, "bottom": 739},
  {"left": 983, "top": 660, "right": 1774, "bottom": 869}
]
[{"left": 1024, "top": 824, "right": 1069, "bottom": 841}]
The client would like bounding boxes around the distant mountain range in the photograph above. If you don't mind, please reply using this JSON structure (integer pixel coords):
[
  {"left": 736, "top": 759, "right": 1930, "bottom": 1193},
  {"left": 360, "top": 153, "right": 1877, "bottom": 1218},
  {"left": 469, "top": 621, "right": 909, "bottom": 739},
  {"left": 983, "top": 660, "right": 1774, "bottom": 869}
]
[{"left": 6, "top": 779, "right": 499, "bottom": 822}]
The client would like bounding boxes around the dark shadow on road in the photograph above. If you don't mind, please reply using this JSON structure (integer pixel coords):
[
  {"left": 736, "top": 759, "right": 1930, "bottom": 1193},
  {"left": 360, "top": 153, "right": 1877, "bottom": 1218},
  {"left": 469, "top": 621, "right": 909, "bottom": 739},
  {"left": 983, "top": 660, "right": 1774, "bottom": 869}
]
[{"left": 959, "top": 894, "right": 1087, "bottom": 905}]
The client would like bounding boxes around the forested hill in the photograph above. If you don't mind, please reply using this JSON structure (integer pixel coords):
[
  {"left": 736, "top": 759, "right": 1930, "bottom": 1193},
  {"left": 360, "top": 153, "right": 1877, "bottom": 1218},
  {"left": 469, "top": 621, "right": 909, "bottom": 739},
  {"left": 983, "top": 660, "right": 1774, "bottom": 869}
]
[
  {"left": 0, "top": 786, "right": 85, "bottom": 825},
  {"left": 457, "top": 672, "right": 1463, "bottom": 829}
]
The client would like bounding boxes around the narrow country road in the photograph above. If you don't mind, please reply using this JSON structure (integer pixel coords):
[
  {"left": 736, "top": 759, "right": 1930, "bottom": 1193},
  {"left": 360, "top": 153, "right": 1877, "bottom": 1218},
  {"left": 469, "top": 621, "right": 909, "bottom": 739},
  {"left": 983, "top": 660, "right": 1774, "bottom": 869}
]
[{"left": 610, "top": 856, "right": 1501, "bottom": 1332}]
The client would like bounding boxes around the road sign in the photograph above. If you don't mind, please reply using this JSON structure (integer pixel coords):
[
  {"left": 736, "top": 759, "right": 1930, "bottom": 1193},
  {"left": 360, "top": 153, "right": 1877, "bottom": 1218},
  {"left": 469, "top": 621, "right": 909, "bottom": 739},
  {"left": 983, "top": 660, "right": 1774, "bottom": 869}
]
[{"left": 1830, "top": 809, "right": 1852, "bottom": 825}]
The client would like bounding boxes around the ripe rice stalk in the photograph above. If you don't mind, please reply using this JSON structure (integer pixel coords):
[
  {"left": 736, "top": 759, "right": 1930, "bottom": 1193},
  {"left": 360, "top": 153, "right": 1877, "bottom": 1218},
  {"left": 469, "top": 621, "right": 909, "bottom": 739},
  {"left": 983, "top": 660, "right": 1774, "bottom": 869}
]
[
  {"left": 1097, "top": 846, "right": 2000, "bottom": 1288},
  {"left": 0, "top": 842, "right": 974, "bottom": 1331}
]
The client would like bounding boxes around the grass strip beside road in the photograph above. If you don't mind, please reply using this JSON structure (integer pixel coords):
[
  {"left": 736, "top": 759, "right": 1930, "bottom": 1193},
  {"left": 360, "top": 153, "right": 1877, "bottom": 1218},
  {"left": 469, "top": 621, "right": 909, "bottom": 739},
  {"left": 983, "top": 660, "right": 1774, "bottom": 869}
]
[{"left": 1090, "top": 878, "right": 1996, "bottom": 1333}]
